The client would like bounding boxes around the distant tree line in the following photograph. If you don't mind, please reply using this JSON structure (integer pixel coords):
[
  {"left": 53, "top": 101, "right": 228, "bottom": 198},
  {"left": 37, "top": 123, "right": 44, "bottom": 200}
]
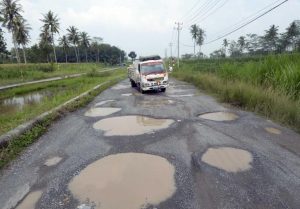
[
  {"left": 0, "top": 0, "right": 126, "bottom": 64},
  {"left": 210, "top": 21, "right": 300, "bottom": 58}
]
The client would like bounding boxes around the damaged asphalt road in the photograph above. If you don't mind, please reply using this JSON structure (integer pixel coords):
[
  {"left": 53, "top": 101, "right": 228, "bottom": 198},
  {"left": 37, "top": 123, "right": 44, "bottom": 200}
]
[{"left": 0, "top": 78, "right": 300, "bottom": 209}]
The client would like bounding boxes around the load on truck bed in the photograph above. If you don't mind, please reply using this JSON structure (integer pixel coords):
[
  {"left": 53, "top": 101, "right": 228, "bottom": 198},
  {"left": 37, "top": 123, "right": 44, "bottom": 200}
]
[{"left": 128, "top": 55, "right": 168, "bottom": 94}]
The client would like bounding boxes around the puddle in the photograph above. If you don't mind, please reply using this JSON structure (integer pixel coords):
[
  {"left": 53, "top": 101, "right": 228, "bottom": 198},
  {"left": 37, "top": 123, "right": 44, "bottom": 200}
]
[
  {"left": 139, "top": 99, "right": 175, "bottom": 107},
  {"left": 112, "top": 84, "right": 129, "bottom": 90},
  {"left": 0, "top": 91, "right": 51, "bottom": 114},
  {"left": 265, "top": 127, "right": 282, "bottom": 135},
  {"left": 44, "top": 156, "right": 62, "bottom": 167},
  {"left": 94, "top": 100, "right": 115, "bottom": 107},
  {"left": 16, "top": 190, "right": 43, "bottom": 209},
  {"left": 122, "top": 93, "right": 132, "bottom": 96},
  {"left": 68, "top": 153, "right": 176, "bottom": 209},
  {"left": 169, "top": 94, "right": 194, "bottom": 97},
  {"left": 201, "top": 147, "right": 253, "bottom": 173},
  {"left": 85, "top": 108, "right": 121, "bottom": 117},
  {"left": 93, "top": 115, "right": 174, "bottom": 136},
  {"left": 199, "top": 112, "right": 239, "bottom": 121}
]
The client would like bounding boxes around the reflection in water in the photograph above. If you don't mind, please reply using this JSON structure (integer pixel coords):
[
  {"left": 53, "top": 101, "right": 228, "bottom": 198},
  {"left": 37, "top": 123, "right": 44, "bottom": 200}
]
[
  {"left": 0, "top": 91, "right": 51, "bottom": 114},
  {"left": 68, "top": 153, "right": 176, "bottom": 209},
  {"left": 15, "top": 190, "right": 43, "bottom": 209},
  {"left": 93, "top": 115, "right": 174, "bottom": 136}
]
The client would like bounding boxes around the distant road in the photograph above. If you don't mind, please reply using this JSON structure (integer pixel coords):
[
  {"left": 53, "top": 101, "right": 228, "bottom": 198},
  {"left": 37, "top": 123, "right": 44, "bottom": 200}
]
[{"left": 0, "top": 67, "right": 121, "bottom": 91}]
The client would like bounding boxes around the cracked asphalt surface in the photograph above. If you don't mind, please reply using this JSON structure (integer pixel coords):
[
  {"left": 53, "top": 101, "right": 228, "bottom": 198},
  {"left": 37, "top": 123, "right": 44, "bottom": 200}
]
[{"left": 0, "top": 78, "right": 300, "bottom": 209}]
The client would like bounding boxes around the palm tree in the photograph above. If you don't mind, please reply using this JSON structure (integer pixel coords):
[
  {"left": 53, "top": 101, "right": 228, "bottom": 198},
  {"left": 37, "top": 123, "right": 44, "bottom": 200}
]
[
  {"left": 0, "top": 0, "right": 23, "bottom": 63},
  {"left": 264, "top": 25, "right": 278, "bottom": 52},
  {"left": 67, "top": 26, "right": 80, "bottom": 62},
  {"left": 238, "top": 36, "right": 246, "bottom": 53},
  {"left": 80, "top": 32, "right": 91, "bottom": 62},
  {"left": 190, "top": 24, "right": 198, "bottom": 55},
  {"left": 59, "top": 35, "right": 69, "bottom": 63},
  {"left": 286, "top": 21, "right": 300, "bottom": 51},
  {"left": 196, "top": 28, "right": 205, "bottom": 56},
  {"left": 39, "top": 27, "right": 53, "bottom": 62},
  {"left": 223, "top": 39, "right": 228, "bottom": 57},
  {"left": 41, "top": 10, "right": 60, "bottom": 63},
  {"left": 15, "top": 17, "right": 31, "bottom": 64}
]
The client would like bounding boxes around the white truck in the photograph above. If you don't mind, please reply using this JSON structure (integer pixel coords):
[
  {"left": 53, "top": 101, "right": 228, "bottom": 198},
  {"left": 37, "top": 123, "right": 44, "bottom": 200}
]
[{"left": 128, "top": 55, "right": 168, "bottom": 94}]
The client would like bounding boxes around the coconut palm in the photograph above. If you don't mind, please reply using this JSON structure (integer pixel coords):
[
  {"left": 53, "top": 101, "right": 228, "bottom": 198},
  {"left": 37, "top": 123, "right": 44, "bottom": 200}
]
[
  {"left": 286, "top": 21, "right": 300, "bottom": 50},
  {"left": 67, "top": 26, "right": 80, "bottom": 62},
  {"left": 39, "top": 27, "right": 53, "bottom": 62},
  {"left": 0, "top": 0, "right": 23, "bottom": 63},
  {"left": 80, "top": 32, "right": 91, "bottom": 62},
  {"left": 238, "top": 36, "right": 246, "bottom": 53},
  {"left": 15, "top": 17, "right": 31, "bottom": 64},
  {"left": 41, "top": 10, "right": 60, "bottom": 63},
  {"left": 264, "top": 25, "right": 278, "bottom": 52},
  {"left": 223, "top": 39, "right": 228, "bottom": 57},
  {"left": 59, "top": 35, "right": 69, "bottom": 63},
  {"left": 196, "top": 28, "right": 205, "bottom": 56},
  {"left": 190, "top": 24, "right": 198, "bottom": 55}
]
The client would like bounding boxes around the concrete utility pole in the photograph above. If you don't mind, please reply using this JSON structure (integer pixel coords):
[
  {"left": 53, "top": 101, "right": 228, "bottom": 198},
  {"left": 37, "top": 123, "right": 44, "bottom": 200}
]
[
  {"left": 174, "top": 22, "right": 183, "bottom": 69},
  {"left": 169, "top": 42, "right": 173, "bottom": 58}
]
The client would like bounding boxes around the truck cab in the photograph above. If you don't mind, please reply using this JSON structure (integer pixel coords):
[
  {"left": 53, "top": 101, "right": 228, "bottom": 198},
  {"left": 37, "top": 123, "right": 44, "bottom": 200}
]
[{"left": 128, "top": 55, "right": 168, "bottom": 93}]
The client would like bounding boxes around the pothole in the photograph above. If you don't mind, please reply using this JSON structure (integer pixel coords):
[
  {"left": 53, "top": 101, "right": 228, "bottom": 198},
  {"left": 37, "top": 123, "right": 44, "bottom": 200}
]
[
  {"left": 44, "top": 156, "right": 62, "bottom": 167},
  {"left": 265, "top": 127, "right": 282, "bottom": 135},
  {"left": 201, "top": 147, "right": 253, "bottom": 173},
  {"left": 85, "top": 108, "right": 121, "bottom": 117},
  {"left": 112, "top": 84, "right": 129, "bottom": 90},
  {"left": 169, "top": 94, "right": 194, "bottom": 97},
  {"left": 199, "top": 112, "right": 239, "bottom": 121},
  {"left": 93, "top": 116, "right": 174, "bottom": 136},
  {"left": 68, "top": 153, "right": 176, "bottom": 209},
  {"left": 139, "top": 99, "right": 175, "bottom": 107},
  {"left": 16, "top": 190, "right": 43, "bottom": 209},
  {"left": 122, "top": 93, "right": 132, "bottom": 97},
  {"left": 94, "top": 100, "right": 115, "bottom": 107}
]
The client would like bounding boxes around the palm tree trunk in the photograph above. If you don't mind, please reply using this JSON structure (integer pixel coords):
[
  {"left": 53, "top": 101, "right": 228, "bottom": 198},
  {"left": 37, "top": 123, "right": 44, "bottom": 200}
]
[
  {"left": 85, "top": 49, "right": 88, "bottom": 62},
  {"left": 74, "top": 46, "right": 78, "bottom": 63},
  {"left": 77, "top": 46, "right": 81, "bottom": 63},
  {"left": 22, "top": 45, "right": 27, "bottom": 64},
  {"left": 52, "top": 33, "right": 57, "bottom": 63},
  {"left": 65, "top": 51, "right": 68, "bottom": 63},
  {"left": 194, "top": 41, "right": 196, "bottom": 56},
  {"left": 12, "top": 32, "right": 20, "bottom": 63}
]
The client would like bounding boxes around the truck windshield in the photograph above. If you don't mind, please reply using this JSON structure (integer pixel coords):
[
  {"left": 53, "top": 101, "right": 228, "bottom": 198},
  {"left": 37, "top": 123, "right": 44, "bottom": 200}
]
[{"left": 141, "top": 64, "right": 165, "bottom": 75}]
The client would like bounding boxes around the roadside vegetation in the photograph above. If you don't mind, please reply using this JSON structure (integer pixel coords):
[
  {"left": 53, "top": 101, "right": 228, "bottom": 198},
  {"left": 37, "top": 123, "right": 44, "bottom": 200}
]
[{"left": 173, "top": 53, "right": 300, "bottom": 132}]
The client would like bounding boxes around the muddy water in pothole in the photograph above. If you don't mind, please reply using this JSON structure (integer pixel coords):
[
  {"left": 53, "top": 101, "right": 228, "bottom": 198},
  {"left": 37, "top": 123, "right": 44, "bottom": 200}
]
[
  {"left": 0, "top": 91, "right": 51, "bottom": 114},
  {"left": 93, "top": 116, "right": 174, "bottom": 136},
  {"left": 85, "top": 108, "right": 121, "bottom": 117},
  {"left": 201, "top": 147, "right": 253, "bottom": 172},
  {"left": 265, "top": 127, "right": 282, "bottom": 135},
  {"left": 94, "top": 100, "right": 115, "bottom": 107},
  {"left": 121, "top": 93, "right": 132, "bottom": 96},
  {"left": 16, "top": 190, "right": 43, "bottom": 209},
  {"left": 169, "top": 94, "right": 194, "bottom": 97},
  {"left": 44, "top": 156, "right": 62, "bottom": 167},
  {"left": 139, "top": 99, "right": 175, "bottom": 107},
  {"left": 112, "top": 84, "right": 129, "bottom": 90},
  {"left": 199, "top": 112, "right": 239, "bottom": 121},
  {"left": 68, "top": 153, "right": 176, "bottom": 209}
]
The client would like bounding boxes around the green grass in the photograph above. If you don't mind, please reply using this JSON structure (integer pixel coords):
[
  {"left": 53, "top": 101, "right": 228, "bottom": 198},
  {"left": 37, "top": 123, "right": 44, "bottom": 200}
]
[
  {"left": 173, "top": 53, "right": 300, "bottom": 132},
  {"left": 0, "top": 69, "right": 126, "bottom": 135},
  {"left": 0, "top": 78, "right": 122, "bottom": 169},
  {"left": 0, "top": 63, "right": 107, "bottom": 85}
]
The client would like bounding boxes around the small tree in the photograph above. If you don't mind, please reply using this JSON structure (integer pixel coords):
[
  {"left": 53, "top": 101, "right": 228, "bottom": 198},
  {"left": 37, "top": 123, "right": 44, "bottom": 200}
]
[
  {"left": 80, "top": 32, "right": 91, "bottom": 62},
  {"left": 128, "top": 51, "right": 137, "bottom": 61},
  {"left": 223, "top": 39, "right": 228, "bottom": 57},
  {"left": 58, "top": 35, "right": 69, "bottom": 63},
  {"left": 67, "top": 26, "right": 80, "bottom": 62},
  {"left": 15, "top": 18, "right": 31, "bottom": 64},
  {"left": 196, "top": 28, "right": 205, "bottom": 56},
  {"left": 190, "top": 24, "right": 198, "bottom": 55}
]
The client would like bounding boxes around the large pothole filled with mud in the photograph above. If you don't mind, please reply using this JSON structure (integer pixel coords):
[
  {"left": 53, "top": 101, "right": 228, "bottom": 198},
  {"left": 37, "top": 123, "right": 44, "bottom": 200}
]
[
  {"left": 201, "top": 147, "right": 253, "bottom": 173},
  {"left": 16, "top": 190, "right": 43, "bottom": 209},
  {"left": 68, "top": 153, "right": 176, "bottom": 209},
  {"left": 93, "top": 115, "right": 174, "bottom": 136},
  {"left": 199, "top": 112, "right": 239, "bottom": 122},
  {"left": 85, "top": 108, "right": 121, "bottom": 117}
]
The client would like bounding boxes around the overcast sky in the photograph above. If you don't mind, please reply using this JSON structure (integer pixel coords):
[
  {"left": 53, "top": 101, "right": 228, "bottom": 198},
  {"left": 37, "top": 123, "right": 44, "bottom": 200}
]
[{"left": 2, "top": 0, "right": 300, "bottom": 57}]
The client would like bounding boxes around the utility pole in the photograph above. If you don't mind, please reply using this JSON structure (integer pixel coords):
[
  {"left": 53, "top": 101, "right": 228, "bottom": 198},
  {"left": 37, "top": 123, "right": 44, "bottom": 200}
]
[
  {"left": 169, "top": 42, "right": 173, "bottom": 58},
  {"left": 174, "top": 22, "right": 183, "bottom": 69}
]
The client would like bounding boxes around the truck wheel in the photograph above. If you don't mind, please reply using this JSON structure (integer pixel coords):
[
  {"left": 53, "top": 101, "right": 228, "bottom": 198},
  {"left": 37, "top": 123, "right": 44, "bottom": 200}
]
[
  {"left": 130, "top": 80, "right": 136, "bottom": 88},
  {"left": 161, "top": 88, "right": 166, "bottom": 92},
  {"left": 138, "top": 83, "right": 145, "bottom": 94}
]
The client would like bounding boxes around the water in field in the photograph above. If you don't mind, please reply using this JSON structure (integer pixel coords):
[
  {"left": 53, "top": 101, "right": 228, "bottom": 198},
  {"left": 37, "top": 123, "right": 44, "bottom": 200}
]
[
  {"left": 0, "top": 91, "right": 51, "bottom": 114},
  {"left": 68, "top": 153, "right": 176, "bottom": 209}
]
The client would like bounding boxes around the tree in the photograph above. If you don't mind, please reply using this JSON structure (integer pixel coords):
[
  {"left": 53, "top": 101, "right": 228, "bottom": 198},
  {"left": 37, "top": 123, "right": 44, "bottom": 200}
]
[
  {"left": 0, "top": 28, "right": 7, "bottom": 54},
  {"left": 91, "top": 37, "right": 103, "bottom": 62},
  {"left": 190, "top": 24, "right": 198, "bottom": 55},
  {"left": 263, "top": 25, "right": 278, "bottom": 52},
  {"left": 67, "top": 26, "right": 80, "bottom": 62},
  {"left": 238, "top": 36, "right": 246, "bottom": 53},
  {"left": 41, "top": 10, "right": 60, "bottom": 63},
  {"left": 196, "top": 28, "right": 205, "bottom": 56},
  {"left": 39, "top": 27, "right": 53, "bottom": 62},
  {"left": 58, "top": 35, "right": 69, "bottom": 63},
  {"left": 128, "top": 51, "right": 137, "bottom": 61},
  {"left": 286, "top": 21, "right": 300, "bottom": 51},
  {"left": 80, "top": 31, "right": 91, "bottom": 62},
  {"left": 229, "top": 41, "right": 241, "bottom": 57},
  {"left": 223, "top": 39, "right": 228, "bottom": 57},
  {"left": 0, "top": 0, "right": 23, "bottom": 63},
  {"left": 15, "top": 18, "right": 31, "bottom": 64}
]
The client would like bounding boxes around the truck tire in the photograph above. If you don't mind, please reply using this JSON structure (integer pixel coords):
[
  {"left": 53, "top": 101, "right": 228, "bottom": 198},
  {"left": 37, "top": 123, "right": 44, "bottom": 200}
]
[
  {"left": 130, "top": 80, "right": 137, "bottom": 87},
  {"left": 161, "top": 88, "right": 166, "bottom": 92},
  {"left": 138, "top": 83, "right": 145, "bottom": 94}
]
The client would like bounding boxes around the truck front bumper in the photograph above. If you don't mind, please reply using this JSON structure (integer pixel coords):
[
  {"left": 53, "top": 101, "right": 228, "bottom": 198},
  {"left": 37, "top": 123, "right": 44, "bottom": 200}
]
[{"left": 141, "top": 82, "right": 168, "bottom": 91}]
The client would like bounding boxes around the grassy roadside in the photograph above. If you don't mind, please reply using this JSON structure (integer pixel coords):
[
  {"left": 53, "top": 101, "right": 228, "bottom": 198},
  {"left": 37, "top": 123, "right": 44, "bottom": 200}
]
[
  {"left": 0, "top": 78, "right": 123, "bottom": 169},
  {"left": 0, "top": 69, "right": 126, "bottom": 135},
  {"left": 0, "top": 63, "right": 107, "bottom": 85},
  {"left": 173, "top": 54, "right": 300, "bottom": 132}
]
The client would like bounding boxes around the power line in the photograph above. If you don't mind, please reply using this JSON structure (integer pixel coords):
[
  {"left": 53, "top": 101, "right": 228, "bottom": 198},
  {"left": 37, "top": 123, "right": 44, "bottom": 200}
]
[
  {"left": 204, "top": 0, "right": 288, "bottom": 45},
  {"left": 183, "top": 0, "right": 211, "bottom": 22},
  {"left": 197, "top": 0, "right": 229, "bottom": 24},
  {"left": 181, "top": 0, "right": 204, "bottom": 21}
]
